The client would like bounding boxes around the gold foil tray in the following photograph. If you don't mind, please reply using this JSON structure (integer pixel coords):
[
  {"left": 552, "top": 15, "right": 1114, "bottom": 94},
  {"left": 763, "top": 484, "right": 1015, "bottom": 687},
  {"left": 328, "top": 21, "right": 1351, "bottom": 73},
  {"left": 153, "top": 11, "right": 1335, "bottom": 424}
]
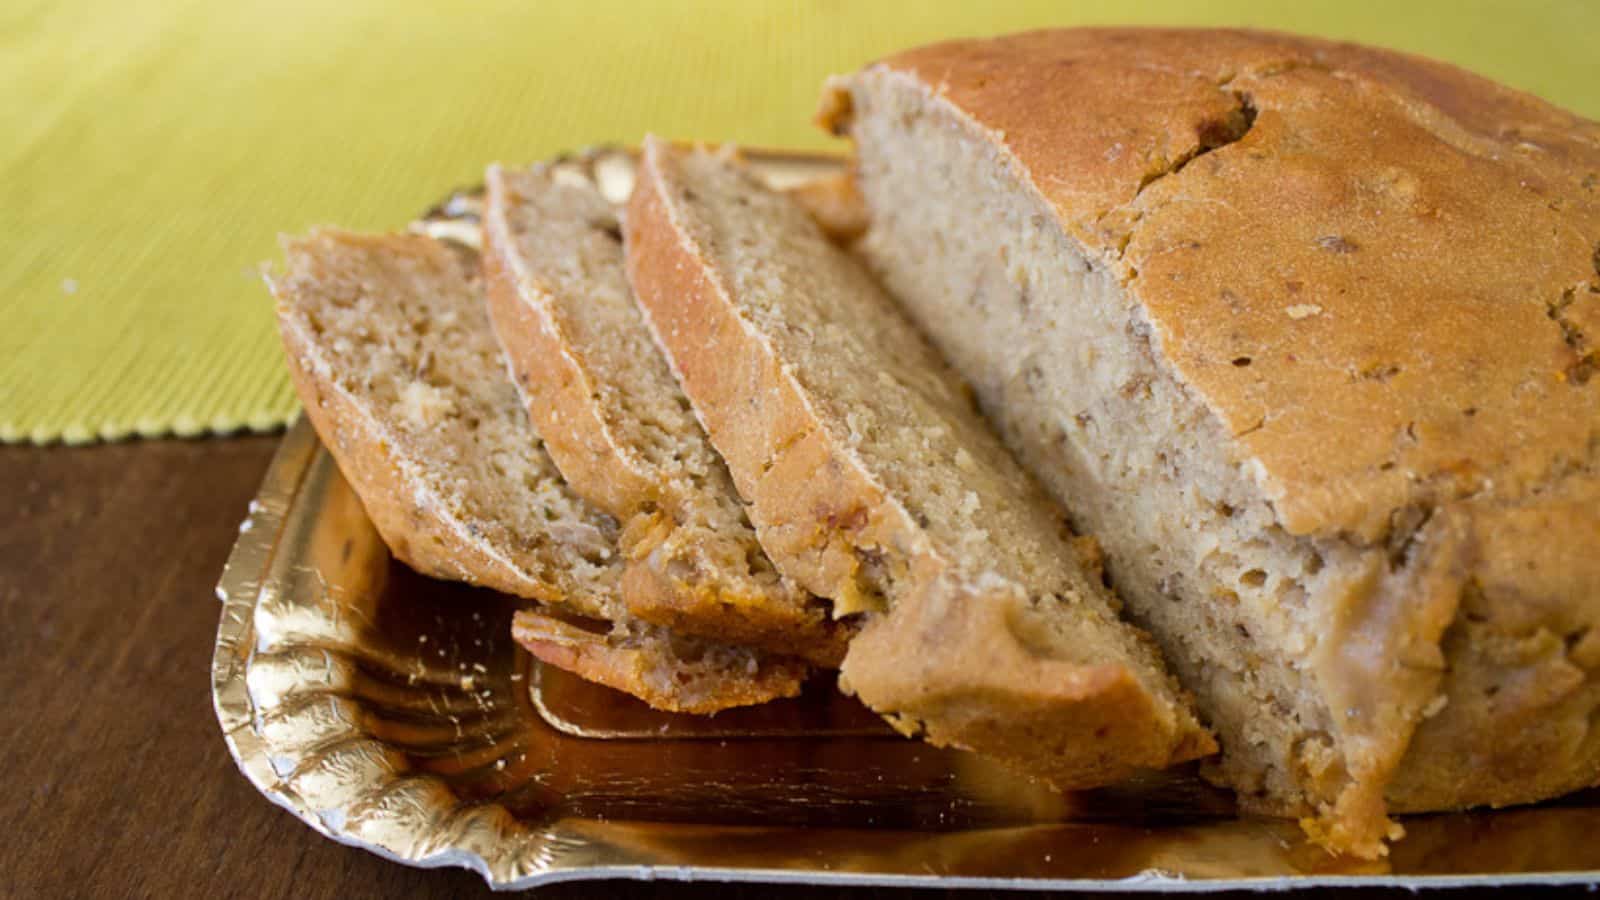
[{"left": 214, "top": 148, "right": 1600, "bottom": 891}]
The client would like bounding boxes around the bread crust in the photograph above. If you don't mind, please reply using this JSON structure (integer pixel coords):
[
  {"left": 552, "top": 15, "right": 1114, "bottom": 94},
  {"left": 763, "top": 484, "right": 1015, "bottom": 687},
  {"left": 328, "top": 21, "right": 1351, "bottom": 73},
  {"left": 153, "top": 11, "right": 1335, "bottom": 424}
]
[
  {"left": 626, "top": 139, "right": 1214, "bottom": 789},
  {"left": 822, "top": 27, "right": 1600, "bottom": 854}
]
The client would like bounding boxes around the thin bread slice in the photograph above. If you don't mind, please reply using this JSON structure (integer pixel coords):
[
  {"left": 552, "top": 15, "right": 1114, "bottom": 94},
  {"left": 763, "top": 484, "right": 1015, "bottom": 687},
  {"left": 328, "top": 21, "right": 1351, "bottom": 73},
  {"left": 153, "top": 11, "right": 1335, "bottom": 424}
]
[
  {"left": 625, "top": 138, "right": 1215, "bottom": 788},
  {"left": 482, "top": 164, "right": 846, "bottom": 667},
  {"left": 268, "top": 228, "right": 806, "bottom": 712},
  {"left": 512, "top": 611, "right": 807, "bottom": 713}
]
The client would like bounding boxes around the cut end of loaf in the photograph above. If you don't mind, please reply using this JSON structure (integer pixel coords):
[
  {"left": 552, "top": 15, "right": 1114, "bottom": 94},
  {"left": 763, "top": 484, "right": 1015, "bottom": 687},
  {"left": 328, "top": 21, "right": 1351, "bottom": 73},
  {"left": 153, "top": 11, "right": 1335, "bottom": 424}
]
[
  {"left": 826, "top": 28, "right": 1600, "bottom": 857},
  {"left": 830, "top": 60, "right": 1402, "bottom": 854},
  {"left": 627, "top": 135, "right": 1214, "bottom": 786}
]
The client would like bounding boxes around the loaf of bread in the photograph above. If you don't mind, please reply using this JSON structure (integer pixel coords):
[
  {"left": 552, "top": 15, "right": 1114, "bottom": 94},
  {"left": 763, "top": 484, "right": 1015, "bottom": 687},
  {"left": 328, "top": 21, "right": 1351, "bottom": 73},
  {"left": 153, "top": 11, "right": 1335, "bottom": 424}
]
[
  {"left": 821, "top": 27, "right": 1600, "bottom": 856},
  {"left": 625, "top": 138, "right": 1215, "bottom": 789},
  {"left": 481, "top": 163, "right": 846, "bottom": 667},
  {"left": 269, "top": 229, "right": 808, "bottom": 712}
]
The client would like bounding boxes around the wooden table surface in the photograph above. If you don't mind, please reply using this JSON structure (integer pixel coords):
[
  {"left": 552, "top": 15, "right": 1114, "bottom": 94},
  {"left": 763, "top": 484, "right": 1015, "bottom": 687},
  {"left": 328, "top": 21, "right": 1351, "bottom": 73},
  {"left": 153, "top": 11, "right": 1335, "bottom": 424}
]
[{"left": 1, "top": 433, "right": 1590, "bottom": 899}]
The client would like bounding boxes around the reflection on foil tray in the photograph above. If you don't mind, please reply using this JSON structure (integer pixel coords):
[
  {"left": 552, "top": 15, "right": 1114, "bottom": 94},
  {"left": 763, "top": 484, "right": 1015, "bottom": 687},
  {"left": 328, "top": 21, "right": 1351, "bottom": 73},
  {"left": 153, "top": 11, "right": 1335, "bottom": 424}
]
[{"left": 213, "top": 148, "right": 1600, "bottom": 892}]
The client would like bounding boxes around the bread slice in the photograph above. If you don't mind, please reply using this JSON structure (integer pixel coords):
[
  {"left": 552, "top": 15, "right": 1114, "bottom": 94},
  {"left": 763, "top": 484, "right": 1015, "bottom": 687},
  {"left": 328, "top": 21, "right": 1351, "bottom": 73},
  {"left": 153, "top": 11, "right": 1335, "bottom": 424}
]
[
  {"left": 268, "top": 228, "right": 806, "bottom": 712},
  {"left": 820, "top": 27, "right": 1600, "bottom": 855},
  {"left": 625, "top": 138, "right": 1215, "bottom": 789},
  {"left": 481, "top": 164, "right": 846, "bottom": 667},
  {"left": 510, "top": 611, "right": 806, "bottom": 714}
]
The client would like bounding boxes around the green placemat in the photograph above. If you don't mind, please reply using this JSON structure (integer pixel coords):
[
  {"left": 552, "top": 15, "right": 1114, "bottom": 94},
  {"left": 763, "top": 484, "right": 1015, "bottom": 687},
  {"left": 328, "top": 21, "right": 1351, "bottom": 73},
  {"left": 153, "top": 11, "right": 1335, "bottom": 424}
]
[{"left": 4, "top": 0, "right": 1597, "bottom": 444}]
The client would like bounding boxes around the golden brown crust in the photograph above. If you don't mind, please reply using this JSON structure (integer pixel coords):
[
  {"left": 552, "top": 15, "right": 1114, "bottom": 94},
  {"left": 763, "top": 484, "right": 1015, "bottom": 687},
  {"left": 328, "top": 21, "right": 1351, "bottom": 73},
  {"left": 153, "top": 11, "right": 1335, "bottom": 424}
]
[
  {"left": 845, "top": 27, "right": 1600, "bottom": 541},
  {"left": 480, "top": 167, "right": 847, "bottom": 667},
  {"left": 625, "top": 139, "right": 1214, "bottom": 788},
  {"left": 826, "top": 27, "right": 1600, "bottom": 853}
]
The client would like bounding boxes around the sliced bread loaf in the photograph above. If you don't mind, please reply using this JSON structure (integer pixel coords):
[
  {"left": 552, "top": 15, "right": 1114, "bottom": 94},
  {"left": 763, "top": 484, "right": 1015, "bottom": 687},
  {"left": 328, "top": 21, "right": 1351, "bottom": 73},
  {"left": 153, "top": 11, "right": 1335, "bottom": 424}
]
[
  {"left": 625, "top": 138, "right": 1215, "bottom": 788},
  {"left": 269, "top": 229, "right": 807, "bottom": 712},
  {"left": 821, "top": 28, "right": 1600, "bottom": 855},
  {"left": 481, "top": 164, "right": 846, "bottom": 666}
]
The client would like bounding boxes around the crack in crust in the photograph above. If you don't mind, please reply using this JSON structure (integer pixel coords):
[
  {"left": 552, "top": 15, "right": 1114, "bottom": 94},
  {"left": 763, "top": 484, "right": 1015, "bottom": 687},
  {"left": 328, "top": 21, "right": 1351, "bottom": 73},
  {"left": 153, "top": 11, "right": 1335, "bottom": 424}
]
[
  {"left": 1130, "top": 90, "right": 1259, "bottom": 201},
  {"left": 1101, "top": 87, "right": 1261, "bottom": 263},
  {"left": 1547, "top": 246, "right": 1600, "bottom": 385}
]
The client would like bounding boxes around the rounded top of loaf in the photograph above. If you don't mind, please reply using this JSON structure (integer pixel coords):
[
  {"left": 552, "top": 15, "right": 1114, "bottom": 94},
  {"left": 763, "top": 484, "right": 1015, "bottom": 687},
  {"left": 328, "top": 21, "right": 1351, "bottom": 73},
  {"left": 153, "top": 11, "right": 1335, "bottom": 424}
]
[{"left": 824, "top": 28, "right": 1600, "bottom": 540}]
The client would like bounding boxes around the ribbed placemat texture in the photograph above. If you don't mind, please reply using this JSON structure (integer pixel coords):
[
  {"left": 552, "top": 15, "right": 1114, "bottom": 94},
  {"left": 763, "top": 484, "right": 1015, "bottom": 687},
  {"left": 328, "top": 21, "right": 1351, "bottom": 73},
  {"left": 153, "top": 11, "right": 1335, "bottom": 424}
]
[{"left": 4, "top": 0, "right": 1597, "bottom": 443}]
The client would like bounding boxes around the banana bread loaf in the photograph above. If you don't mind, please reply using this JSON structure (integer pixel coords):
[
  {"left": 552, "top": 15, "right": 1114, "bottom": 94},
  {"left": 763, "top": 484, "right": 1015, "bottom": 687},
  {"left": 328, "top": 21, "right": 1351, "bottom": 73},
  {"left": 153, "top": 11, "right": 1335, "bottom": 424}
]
[{"left": 821, "top": 27, "right": 1600, "bottom": 856}]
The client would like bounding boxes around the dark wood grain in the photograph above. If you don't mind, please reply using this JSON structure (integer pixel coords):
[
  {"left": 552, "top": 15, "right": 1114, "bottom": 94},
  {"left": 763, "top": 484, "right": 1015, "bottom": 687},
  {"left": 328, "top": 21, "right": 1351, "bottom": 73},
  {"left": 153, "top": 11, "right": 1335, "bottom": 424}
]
[{"left": 0, "top": 434, "right": 1590, "bottom": 899}]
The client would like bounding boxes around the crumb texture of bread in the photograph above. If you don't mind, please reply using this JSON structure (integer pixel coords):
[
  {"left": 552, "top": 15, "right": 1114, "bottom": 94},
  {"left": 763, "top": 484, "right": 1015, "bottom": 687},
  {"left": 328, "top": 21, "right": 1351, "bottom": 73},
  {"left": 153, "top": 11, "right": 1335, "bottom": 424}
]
[
  {"left": 625, "top": 138, "right": 1214, "bottom": 789},
  {"left": 482, "top": 165, "right": 846, "bottom": 666},
  {"left": 826, "top": 27, "right": 1600, "bottom": 857},
  {"left": 269, "top": 228, "right": 804, "bottom": 711}
]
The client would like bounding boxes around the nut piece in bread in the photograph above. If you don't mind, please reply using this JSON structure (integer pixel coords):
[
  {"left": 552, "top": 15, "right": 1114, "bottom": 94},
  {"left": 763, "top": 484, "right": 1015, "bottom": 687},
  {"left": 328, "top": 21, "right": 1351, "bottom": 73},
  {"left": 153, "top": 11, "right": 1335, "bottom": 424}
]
[{"left": 625, "top": 137, "right": 1215, "bottom": 790}]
